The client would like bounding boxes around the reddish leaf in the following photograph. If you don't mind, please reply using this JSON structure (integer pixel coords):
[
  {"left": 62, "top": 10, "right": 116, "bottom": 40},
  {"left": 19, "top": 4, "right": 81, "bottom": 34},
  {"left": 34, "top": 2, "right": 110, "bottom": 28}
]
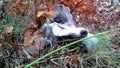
[{"left": 62, "top": 0, "right": 75, "bottom": 6}]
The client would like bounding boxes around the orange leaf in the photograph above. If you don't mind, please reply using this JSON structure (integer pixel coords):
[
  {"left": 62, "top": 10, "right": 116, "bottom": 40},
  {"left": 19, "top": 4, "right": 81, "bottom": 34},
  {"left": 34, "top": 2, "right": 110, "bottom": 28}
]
[{"left": 63, "top": 0, "right": 75, "bottom": 6}]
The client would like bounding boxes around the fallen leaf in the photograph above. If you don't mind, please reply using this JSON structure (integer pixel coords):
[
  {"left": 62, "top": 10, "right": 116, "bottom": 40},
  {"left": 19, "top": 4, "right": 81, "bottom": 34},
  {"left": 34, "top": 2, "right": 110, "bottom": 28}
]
[
  {"left": 62, "top": 0, "right": 75, "bottom": 6},
  {"left": 37, "top": 11, "right": 46, "bottom": 17},
  {"left": 24, "top": 22, "right": 42, "bottom": 48},
  {"left": 37, "top": 9, "right": 54, "bottom": 18},
  {"left": 27, "top": 22, "right": 38, "bottom": 28},
  {"left": 25, "top": 38, "right": 47, "bottom": 55},
  {"left": 2, "top": 24, "right": 13, "bottom": 35}
]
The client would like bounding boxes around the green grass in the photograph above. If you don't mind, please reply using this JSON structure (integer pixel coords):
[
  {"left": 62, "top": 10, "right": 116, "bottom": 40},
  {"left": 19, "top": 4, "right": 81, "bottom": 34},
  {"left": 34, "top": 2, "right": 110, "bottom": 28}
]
[
  {"left": 25, "top": 28, "right": 120, "bottom": 68},
  {"left": 0, "top": 0, "right": 120, "bottom": 68},
  {"left": 0, "top": 1, "right": 31, "bottom": 68}
]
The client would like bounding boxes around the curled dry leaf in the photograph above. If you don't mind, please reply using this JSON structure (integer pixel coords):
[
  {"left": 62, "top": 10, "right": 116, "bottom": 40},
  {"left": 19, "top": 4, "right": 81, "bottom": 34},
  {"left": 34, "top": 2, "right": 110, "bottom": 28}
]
[
  {"left": 37, "top": 11, "right": 46, "bottom": 18},
  {"left": 2, "top": 24, "right": 13, "bottom": 36},
  {"left": 24, "top": 29, "right": 34, "bottom": 47},
  {"left": 24, "top": 22, "right": 42, "bottom": 48},
  {"left": 25, "top": 38, "right": 47, "bottom": 55},
  {"left": 24, "top": 29, "right": 41, "bottom": 48},
  {"left": 37, "top": 9, "right": 54, "bottom": 18}
]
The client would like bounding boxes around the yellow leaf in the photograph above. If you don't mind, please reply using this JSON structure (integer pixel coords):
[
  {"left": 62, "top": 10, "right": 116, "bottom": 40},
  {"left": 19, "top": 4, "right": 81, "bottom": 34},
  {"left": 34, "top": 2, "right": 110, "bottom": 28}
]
[{"left": 37, "top": 11, "right": 46, "bottom": 17}]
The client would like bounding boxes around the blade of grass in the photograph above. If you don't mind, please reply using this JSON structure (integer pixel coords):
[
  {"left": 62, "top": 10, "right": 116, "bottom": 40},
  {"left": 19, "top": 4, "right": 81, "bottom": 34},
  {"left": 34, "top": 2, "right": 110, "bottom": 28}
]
[{"left": 25, "top": 28, "right": 120, "bottom": 68}]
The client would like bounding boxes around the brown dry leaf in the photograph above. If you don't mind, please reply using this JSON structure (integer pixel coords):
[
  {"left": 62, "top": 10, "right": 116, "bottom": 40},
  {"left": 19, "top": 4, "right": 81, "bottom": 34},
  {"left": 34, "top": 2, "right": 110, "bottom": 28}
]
[
  {"left": 24, "top": 22, "right": 42, "bottom": 48},
  {"left": 27, "top": 22, "right": 38, "bottom": 28},
  {"left": 71, "top": 56, "right": 79, "bottom": 65},
  {"left": 1, "top": 24, "right": 13, "bottom": 43},
  {"left": 2, "top": 24, "right": 13, "bottom": 35},
  {"left": 25, "top": 38, "right": 47, "bottom": 55},
  {"left": 24, "top": 29, "right": 33, "bottom": 47},
  {"left": 24, "top": 31, "right": 41, "bottom": 48}
]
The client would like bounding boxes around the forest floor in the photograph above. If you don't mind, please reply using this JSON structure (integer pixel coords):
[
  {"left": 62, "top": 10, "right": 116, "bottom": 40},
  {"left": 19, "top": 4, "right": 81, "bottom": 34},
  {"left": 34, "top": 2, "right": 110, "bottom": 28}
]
[{"left": 0, "top": 0, "right": 120, "bottom": 68}]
